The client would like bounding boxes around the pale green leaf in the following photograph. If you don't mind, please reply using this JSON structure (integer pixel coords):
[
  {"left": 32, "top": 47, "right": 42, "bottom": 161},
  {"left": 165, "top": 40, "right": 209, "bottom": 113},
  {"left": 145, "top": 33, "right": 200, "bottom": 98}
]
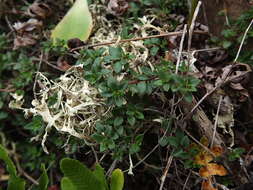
[{"left": 51, "top": 0, "right": 92, "bottom": 45}]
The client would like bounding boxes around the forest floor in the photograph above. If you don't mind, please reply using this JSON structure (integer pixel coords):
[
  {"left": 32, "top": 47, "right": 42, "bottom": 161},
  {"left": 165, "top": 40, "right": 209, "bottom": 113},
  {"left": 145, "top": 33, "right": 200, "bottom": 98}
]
[{"left": 0, "top": 0, "right": 253, "bottom": 190}]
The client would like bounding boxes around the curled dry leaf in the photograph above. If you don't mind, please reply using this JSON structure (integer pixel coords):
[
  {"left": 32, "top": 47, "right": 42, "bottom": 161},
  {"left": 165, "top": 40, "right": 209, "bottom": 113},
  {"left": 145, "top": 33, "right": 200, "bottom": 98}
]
[
  {"left": 12, "top": 18, "right": 43, "bottom": 49},
  {"left": 57, "top": 57, "right": 72, "bottom": 71},
  {"left": 13, "top": 35, "right": 37, "bottom": 50},
  {"left": 27, "top": 2, "right": 51, "bottom": 19},
  {"left": 210, "top": 146, "right": 223, "bottom": 157},
  {"left": 195, "top": 151, "right": 213, "bottom": 166},
  {"left": 201, "top": 180, "right": 217, "bottom": 190},
  {"left": 107, "top": 0, "right": 129, "bottom": 16},
  {"left": 229, "top": 63, "right": 251, "bottom": 84},
  {"left": 194, "top": 146, "right": 223, "bottom": 166},
  {"left": 13, "top": 19, "right": 43, "bottom": 34},
  {"left": 199, "top": 163, "right": 227, "bottom": 178}
]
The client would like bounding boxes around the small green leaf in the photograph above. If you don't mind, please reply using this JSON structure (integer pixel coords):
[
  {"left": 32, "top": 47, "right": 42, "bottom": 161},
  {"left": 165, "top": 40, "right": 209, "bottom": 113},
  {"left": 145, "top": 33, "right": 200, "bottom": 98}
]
[
  {"left": 0, "top": 145, "right": 26, "bottom": 190},
  {"left": 127, "top": 116, "right": 135, "bottom": 126},
  {"left": 162, "top": 84, "right": 170, "bottom": 91},
  {"left": 92, "top": 134, "right": 104, "bottom": 142},
  {"left": 113, "top": 62, "right": 122, "bottom": 73},
  {"left": 150, "top": 46, "right": 159, "bottom": 56},
  {"left": 167, "top": 136, "right": 179, "bottom": 147},
  {"left": 172, "top": 149, "right": 184, "bottom": 157},
  {"left": 135, "top": 111, "right": 144, "bottom": 120},
  {"left": 180, "top": 136, "right": 190, "bottom": 147},
  {"left": 0, "top": 145, "right": 16, "bottom": 176},
  {"left": 153, "top": 80, "right": 163, "bottom": 86},
  {"left": 110, "top": 169, "right": 124, "bottom": 190},
  {"left": 109, "top": 47, "right": 122, "bottom": 60},
  {"left": 159, "top": 137, "right": 168, "bottom": 147},
  {"left": 117, "top": 126, "right": 124, "bottom": 135},
  {"left": 184, "top": 94, "right": 193, "bottom": 102},
  {"left": 114, "top": 97, "right": 124, "bottom": 107},
  {"left": 136, "top": 82, "right": 146, "bottom": 94},
  {"left": 37, "top": 164, "right": 49, "bottom": 190},
  {"left": 114, "top": 117, "right": 124, "bottom": 127},
  {"left": 135, "top": 134, "right": 144, "bottom": 145},
  {"left": 222, "top": 41, "right": 232, "bottom": 49},
  {"left": 129, "top": 144, "right": 140, "bottom": 154},
  {"left": 221, "top": 29, "right": 237, "bottom": 38},
  {"left": 0, "top": 112, "right": 8, "bottom": 120}
]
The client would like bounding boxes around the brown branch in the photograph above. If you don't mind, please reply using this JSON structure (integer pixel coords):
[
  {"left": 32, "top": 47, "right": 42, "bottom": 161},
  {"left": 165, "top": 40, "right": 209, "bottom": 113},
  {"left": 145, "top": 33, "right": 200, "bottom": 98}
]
[{"left": 70, "top": 30, "right": 208, "bottom": 52}]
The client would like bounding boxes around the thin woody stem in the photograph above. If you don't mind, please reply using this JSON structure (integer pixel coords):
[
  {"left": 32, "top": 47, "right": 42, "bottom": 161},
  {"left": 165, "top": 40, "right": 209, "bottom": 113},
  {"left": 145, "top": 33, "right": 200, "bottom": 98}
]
[{"left": 70, "top": 30, "right": 208, "bottom": 51}]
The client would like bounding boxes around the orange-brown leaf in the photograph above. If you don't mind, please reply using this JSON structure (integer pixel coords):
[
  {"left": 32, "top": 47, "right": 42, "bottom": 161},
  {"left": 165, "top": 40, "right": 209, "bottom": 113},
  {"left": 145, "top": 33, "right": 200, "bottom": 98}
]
[
  {"left": 199, "top": 163, "right": 227, "bottom": 177},
  {"left": 201, "top": 180, "right": 217, "bottom": 190},
  {"left": 195, "top": 151, "right": 213, "bottom": 166},
  {"left": 210, "top": 146, "right": 224, "bottom": 157}
]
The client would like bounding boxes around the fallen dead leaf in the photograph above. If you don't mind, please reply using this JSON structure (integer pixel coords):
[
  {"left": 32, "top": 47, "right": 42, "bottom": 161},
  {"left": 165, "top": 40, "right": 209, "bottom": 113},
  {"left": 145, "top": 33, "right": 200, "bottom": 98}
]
[
  {"left": 199, "top": 163, "right": 227, "bottom": 178},
  {"left": 13, "top": 19, "right": 42, "bottom": 34},
  {"left": 13, "top": 35, "right": 37, "bottom": 50},
  {"left": 27, "top": 2, "right": 51, "bottom": 19},
  {"left": 107, "top": 0, "right": 129, "bottom": 16},
  {"left": 210, "top": 146, "right": 224, "bottom": 157},
  {"left": 201, "top": 180, "right": 217, "bottom": 190},
  {"left": 195, "top": 151, "right": 213, "bottom": 166}
]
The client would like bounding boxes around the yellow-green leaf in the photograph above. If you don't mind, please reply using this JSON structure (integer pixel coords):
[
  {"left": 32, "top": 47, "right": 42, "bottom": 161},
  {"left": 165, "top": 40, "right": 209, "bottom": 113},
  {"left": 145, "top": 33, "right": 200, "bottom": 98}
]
[
  {"left": 110, "top": 169, "right": 124, "bottom": 190},
  {"left": 51, "top": 0, "right": 92, "bottom": 45}
]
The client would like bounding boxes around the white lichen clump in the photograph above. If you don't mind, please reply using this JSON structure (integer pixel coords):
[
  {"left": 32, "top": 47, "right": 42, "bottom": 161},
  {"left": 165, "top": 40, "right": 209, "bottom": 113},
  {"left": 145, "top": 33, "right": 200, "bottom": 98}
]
[{"left": 10, "top": 65, "right": 110, "bottom": 153}]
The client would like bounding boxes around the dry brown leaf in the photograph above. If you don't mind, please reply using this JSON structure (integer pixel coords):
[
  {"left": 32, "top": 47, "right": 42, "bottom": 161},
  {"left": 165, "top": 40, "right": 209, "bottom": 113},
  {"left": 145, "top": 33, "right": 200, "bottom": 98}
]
[
  {"left": 13, "top": 19, "right": 43, "bottom": 34},
  {"left": 164, "top": 51, "right": 176, "bottom": 62},
  {"left": 107, "top": 0, "right": 129, "bottom": 16},
  {"left": 229, "top": 82, "right": 245, "bottom": 91},
  {"left": 201, "top": 180, "right": 217, "bottom": 190},
  {"left": 13, "top": 35, "right": 37, "bottom": 50},
  {"left": 57, "top": 59, "right": 72, "bottom": 71},
  {"left": 27, "top": 2, "right": 51, "bottom": 19},
  {"left": 199, "top": 163, "right": 227, "bottom": 178}
]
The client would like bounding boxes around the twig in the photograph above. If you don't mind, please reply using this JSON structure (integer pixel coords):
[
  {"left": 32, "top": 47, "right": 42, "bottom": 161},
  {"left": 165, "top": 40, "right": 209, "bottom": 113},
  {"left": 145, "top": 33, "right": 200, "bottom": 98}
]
[
  {"left": 191, "top": 47, "right": 221, "bottom": 53},
  {"left": 187, "top": 1, "right": 202, "bottom": 52},
  {"left": 33, "top": 58, "right": 65, "bottom": 72},
  {"left": 159, "top": 155, "right": 173, "bottom": 190},
  {"left": 33, "top": 52, "right": 43, "bottom": 100},
  {"left": 234, "top": 18, "right": 253, "bottom": 62},
  {"left": 106, "top": 159, "right": 118, "bottom": 177},
  {"left": 70, "top": 30, "right": 208, "bottom": 52},
  {"left": 171, "top": 24, "right": 187, "bottom": 115},
  {"left": 0, "top": 87, "right": 15, "bottom": 92},
  {"left": 123, "top": 144, "right": 159, "bottom": 173},
  {"left": 211, "top": 95, "right": 223, "bottom": 147},
  {"left": 183, "top": 170, "right": 192, "bottom": 190},
  {"left": 91, "top": 146, "right": 98, "bottom": 163},
  {"left": 176, "top": 25, "right": 187, "bottom": 74},
  {"left": 13, "top": 153, "right": 39, "bottom": 185}
]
